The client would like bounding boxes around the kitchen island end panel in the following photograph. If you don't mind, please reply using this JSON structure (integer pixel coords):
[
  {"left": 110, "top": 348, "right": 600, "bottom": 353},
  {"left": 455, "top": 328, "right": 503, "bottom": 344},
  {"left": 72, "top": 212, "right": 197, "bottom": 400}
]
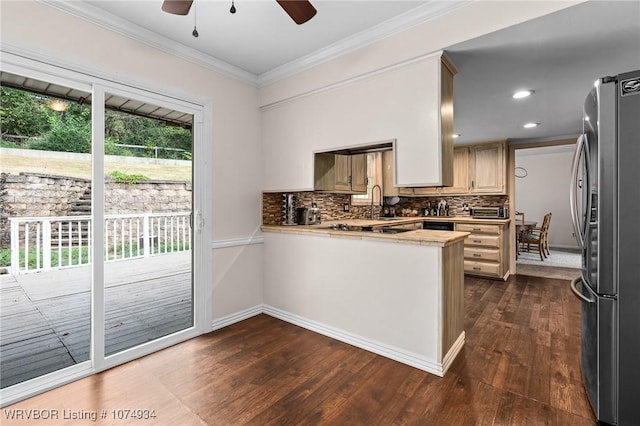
[{"left": 262, "top": 230, "right": 465, "bottom": 376}]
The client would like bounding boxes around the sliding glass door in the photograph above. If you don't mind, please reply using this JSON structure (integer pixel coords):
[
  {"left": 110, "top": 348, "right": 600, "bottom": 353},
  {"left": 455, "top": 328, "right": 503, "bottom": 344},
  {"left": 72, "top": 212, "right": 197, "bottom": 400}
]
[
  {"left": 101, "top": 90, "right": 194, "bottom": 357},
  {"left": 0, "top": 73, "right": 93, "bottom": 389},
  {"left": 0, "top": 61, "right": 209, "bottom": 405}
]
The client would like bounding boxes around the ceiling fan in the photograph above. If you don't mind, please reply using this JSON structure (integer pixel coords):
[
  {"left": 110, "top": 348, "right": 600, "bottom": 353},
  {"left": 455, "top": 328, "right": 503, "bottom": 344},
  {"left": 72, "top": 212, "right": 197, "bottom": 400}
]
[{"left": 161, "top": 0, "right": 317, "bottom": 25}]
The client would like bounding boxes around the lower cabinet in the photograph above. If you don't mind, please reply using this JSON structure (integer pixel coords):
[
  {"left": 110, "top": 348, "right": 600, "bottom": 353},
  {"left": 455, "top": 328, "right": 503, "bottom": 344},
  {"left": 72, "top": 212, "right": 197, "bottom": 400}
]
[{"left": 456, "top": 222, "right": 509, "bottom": 280}]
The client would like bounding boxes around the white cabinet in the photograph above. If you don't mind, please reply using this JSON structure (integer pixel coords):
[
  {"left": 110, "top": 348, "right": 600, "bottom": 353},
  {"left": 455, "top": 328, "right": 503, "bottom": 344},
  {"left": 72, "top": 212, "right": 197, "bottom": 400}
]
[
  {"left": 395, "top": 53, "right": 456, "bottom": 188},
  {"left": 261, "top": 52, "right": 456, "bottom": 191}
]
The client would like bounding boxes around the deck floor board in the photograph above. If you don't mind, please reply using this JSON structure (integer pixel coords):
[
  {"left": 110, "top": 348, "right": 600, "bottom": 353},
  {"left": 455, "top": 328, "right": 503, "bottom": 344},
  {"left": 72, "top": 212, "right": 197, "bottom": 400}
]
[{"left": 0, "top": 252, "right": 192, "bottom": 389}]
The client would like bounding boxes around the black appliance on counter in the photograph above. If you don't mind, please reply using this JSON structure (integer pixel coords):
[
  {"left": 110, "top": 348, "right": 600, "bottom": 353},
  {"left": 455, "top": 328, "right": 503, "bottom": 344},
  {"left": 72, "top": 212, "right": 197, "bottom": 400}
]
[
  {"left": 569, "top": 70, "right": 640, "bottom": 425},
  {"left": 422, "top": 221, "right": 454, "bottom": 231}
]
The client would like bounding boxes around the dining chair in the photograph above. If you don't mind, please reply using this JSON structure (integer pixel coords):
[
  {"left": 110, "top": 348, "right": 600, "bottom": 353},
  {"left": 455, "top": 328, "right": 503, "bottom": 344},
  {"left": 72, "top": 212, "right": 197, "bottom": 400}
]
[
  {"left": 521, "top": 212, "right": 552, "bottom": 261},
  {"left": 514, "top": 211, "right": 525, "bottom": 258}
]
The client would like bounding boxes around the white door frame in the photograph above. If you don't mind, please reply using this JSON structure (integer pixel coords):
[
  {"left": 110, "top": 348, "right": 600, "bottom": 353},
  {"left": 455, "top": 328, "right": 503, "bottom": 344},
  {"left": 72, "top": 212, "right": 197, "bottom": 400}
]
[{"left": 0, "top": 50, "right": 212, "bottom": 406}]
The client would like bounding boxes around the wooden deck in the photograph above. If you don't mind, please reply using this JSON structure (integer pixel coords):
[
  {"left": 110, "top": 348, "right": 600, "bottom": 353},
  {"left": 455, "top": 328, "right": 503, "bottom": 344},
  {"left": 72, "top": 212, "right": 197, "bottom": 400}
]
[{"left": 0, "top": 252, "right": 192, "bottom": 389}]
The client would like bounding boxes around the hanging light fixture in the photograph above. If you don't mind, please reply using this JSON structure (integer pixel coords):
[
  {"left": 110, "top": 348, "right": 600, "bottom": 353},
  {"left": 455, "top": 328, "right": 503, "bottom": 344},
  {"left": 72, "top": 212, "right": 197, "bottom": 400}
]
[
  {"left": 230, "top": 0, "right": 236, "bottom": 14},
  {"left": 47, "top": 99, "right": 69, "bottom": 112},
  {"left": 192, "top": 1, "right": 199, "bottom": 37}
]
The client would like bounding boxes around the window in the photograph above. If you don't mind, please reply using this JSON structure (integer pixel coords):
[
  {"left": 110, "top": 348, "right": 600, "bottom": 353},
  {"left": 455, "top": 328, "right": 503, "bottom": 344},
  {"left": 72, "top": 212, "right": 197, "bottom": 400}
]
[{"left": 351, "top": 152, "right": 383, "bottom": 205}]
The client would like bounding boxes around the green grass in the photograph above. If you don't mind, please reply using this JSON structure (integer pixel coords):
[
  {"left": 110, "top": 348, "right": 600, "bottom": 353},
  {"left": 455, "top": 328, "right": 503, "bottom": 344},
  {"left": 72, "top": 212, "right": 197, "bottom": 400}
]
[{"left": 1, "top": 241, "right": 190, "bottom": 269}]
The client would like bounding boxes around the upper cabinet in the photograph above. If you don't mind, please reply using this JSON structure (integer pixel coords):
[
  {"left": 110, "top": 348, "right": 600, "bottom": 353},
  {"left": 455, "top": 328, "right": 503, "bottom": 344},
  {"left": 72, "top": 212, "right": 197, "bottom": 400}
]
[
  {"left": 468, "top": 142, "right": 505, "bottom": 194},
  {"left": 315, "top": 153, "right": 368, "bottom": 193},
  {"left": 382, "top": 141, "right": 506, "bottom": 197},
  {"left": 261, "top": 51, "right": 457, "bottom": 192},
  {"left": 441, "top": 147, "right": 469, "bottom": 194},
  {"left": 395, "top": 53, "right": 457, "bottom": 187}
]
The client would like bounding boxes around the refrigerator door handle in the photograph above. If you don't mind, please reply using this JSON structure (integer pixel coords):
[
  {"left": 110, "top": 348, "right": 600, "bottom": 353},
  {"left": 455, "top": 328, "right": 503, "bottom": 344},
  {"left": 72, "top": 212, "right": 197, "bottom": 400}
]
[
  {"left": 570, "top": 134, "right": 587, "bottom": 248},
  {"left": 570, "top": 276, "right": 595, "bottom": 303}
]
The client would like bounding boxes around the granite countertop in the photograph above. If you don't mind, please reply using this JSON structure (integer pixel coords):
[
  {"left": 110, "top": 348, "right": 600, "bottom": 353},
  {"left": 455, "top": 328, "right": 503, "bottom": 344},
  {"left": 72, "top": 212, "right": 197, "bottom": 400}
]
[{"left": 261, "top": 220, "right": 470, "bottom": 247}]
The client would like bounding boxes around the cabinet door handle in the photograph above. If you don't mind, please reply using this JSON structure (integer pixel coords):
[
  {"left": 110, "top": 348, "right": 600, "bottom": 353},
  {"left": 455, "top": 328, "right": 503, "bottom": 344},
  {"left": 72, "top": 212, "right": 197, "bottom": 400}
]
[{"left": 348, "top": 176, "right": 352, "bottom": 184}]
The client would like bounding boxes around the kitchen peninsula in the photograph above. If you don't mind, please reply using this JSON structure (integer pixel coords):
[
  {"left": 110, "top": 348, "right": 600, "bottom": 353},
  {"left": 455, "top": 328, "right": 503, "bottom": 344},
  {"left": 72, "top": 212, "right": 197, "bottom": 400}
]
[{"left": 261, "top": 218, "right": 468, "bottom": 376}]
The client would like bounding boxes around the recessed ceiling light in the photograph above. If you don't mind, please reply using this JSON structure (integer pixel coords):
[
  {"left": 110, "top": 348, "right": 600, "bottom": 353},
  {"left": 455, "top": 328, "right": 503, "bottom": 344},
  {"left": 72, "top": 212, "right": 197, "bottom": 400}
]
[
  {"left": 453, "top": 133, "right": 461, "bottom": 139},
  {"left": 513, "top": 90, "right": 533, "bottom": 99},
  {"left": 523, "top": 122, "right": 539, "bottom": 128}
]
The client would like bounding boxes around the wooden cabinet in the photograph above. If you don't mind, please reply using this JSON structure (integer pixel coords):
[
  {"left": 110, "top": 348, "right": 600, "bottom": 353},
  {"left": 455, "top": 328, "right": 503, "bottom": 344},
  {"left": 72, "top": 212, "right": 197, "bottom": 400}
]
[
  {"left": 456, "top": 222, "right": 509, "bottom": 280},
  {"left": 469, "top": 142, "right": 505, "bottom": 194},
  {"left": 393, "top": 53, "right": 457, "bottom": 188},
  {"left": 441, "top": 147, "right": 469, "bottom": 194},
  {"left": 314, "top": 153, "right": 368, "bottom": 193},
  {"left": 350, "top": 153, "right": 368, "bottom": 193}
]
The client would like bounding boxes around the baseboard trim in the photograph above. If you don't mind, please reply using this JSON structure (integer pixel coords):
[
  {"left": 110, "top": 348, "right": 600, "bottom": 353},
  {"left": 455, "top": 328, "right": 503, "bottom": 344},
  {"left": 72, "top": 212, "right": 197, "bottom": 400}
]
[
  {"left": 262, "top": 305, "right": 446, "bottom": 376},
  {"left": 209, "top": 304, "right": 460, "bottom": 376},
  {"left": 441, "top": 332, "right": 465, "bottom": 375},
  {"left": 211, "top": 305, "right": 263, "bottom": 331}
]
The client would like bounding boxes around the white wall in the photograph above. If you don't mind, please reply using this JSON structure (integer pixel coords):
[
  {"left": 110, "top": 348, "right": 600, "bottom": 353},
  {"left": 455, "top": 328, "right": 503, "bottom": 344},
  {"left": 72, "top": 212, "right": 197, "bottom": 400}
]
[
  {"left": 0, "top": 0, "right": 584, "bottom": 323},
  {"left": 261, "top": 54, "right": 444, "bottom": 191},
  {"left": 0, "top": 1, "right": 264, "bottom": 321},
  {"left": 515, "top": 144, "right": 578, "bottom": 249},
  {"left": 259, "top": 1, "right": 583, "bottom": 192}
]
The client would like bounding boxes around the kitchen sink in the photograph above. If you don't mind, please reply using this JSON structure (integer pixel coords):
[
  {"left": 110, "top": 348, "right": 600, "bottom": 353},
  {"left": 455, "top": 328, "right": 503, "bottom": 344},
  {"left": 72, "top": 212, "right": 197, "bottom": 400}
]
[
  {"left": 324, "top": 223, "right": 411, "bottom": 234},
  {"left": 373, "top": 228, "right": 411, "bottom": 234}
]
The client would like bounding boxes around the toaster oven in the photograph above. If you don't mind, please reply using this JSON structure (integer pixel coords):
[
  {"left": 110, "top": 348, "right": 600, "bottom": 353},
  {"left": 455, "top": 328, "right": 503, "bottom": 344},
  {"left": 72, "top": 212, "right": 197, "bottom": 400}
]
[{"left": 469, "top": 207, "right": 509, "bottom": 219}]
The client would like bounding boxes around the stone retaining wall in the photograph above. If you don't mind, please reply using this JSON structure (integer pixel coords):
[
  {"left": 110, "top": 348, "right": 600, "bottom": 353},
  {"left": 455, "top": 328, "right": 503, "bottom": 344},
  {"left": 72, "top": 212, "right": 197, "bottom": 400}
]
[{"left": 0, "top": 172, "right": 192, "bottom": 248}]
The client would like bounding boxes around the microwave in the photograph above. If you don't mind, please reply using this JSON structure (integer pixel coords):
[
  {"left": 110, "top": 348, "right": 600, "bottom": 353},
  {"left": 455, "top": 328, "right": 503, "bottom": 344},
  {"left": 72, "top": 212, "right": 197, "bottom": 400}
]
[{"left": 469, "top": 207, "right": 509, "bottom": 219}]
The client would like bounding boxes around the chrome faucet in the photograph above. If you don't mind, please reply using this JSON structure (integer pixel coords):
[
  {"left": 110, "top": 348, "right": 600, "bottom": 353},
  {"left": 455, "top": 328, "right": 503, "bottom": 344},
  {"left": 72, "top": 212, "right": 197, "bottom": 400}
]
[{"left": 371, "top": 184, "right": 382, "bottom": 219}]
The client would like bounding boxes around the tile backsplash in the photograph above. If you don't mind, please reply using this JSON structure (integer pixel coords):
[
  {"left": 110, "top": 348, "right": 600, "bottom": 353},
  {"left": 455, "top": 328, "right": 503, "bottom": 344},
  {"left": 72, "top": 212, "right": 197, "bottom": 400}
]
[{"left": 263, "top": 192, "right": 509, "bottom": 225}]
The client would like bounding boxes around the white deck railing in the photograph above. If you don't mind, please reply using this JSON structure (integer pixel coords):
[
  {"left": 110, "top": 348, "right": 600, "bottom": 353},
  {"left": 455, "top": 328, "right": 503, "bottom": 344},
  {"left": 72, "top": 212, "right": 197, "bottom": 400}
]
[{"left": 9, "top": 212, "right": 191, "bottom": 275}]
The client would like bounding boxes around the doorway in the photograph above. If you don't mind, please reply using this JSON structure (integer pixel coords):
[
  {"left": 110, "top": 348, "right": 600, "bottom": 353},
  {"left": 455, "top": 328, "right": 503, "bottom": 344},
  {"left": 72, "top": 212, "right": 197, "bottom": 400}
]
[
  {"left": 0, "top": 62, "right": 210, "bottom": 405},
  {"left": 508, "top": 140, "right": 581, "bottom": 279}
]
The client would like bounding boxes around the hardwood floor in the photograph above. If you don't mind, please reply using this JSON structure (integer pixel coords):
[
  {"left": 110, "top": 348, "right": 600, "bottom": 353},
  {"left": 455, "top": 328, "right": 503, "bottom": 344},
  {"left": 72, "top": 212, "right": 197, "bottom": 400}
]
[{"left": 3, "top": 274, "right": 596, "bottom": 425}]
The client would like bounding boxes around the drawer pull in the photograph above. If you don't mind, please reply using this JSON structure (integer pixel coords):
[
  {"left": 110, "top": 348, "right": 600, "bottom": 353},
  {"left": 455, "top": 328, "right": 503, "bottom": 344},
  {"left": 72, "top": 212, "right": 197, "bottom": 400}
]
[
  {"left": 473, "top": 228, "right": 482, "bottom": 231},
  {"left": 473, "top": 239, "right": 482, "bottom": 243},
  {"left": 473, "top": 253, "right": 482, "bottom": 257},
  {"left": 473, "top": 267, "right": 481, "bottom": 271}
]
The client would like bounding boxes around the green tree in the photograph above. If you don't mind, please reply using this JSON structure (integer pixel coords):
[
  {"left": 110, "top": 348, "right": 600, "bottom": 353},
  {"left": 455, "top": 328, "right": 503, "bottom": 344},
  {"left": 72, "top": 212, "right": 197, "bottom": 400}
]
[
  {"left": 30, "top": 103, "right": 92, "bottom": 153},
  {"left": 0, "top": 86, "right": 52, "bottom": 137}
]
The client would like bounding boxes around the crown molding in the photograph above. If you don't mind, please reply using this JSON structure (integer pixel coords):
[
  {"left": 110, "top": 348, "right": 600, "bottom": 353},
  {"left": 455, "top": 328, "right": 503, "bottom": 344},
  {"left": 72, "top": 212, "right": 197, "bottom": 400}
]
[
  {"left": 256, "top": 0, "right": 474, "bottom": 86},
  {"left": 37, "top": 0, "right": 473, "bottom": 88},
  {"left": 38, "top": 0, "right": 259, "bottom": 86}
]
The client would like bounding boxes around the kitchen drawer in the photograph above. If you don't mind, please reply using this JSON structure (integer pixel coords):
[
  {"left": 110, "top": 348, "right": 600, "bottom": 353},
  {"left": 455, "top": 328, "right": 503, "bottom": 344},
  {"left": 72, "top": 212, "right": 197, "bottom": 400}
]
[
  {"left": 464, "top": 247, "right": 500, "bottom": 263},
  {"left": 464, "top": 234, "right": 500, "bottom": 248},
  {"left": 464, "top": 260, "right": 501, "bottom": 277},
  {"left": 456, "top": 223, "right": 501, "bottom": 234}
]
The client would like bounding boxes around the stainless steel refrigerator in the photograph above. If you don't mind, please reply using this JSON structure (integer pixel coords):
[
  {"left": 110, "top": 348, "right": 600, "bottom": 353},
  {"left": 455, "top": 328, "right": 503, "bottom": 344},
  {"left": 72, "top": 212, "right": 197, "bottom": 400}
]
[{"left": 570, "top": 69, "right": 640, "bottom": 425}]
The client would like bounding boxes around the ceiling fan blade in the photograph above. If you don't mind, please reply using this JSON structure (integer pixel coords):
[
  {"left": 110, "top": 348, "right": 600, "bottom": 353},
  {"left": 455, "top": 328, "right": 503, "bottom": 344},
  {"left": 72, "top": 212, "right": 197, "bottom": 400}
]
[
  {"left": 161, "top": 0, "right": 193, "bottom": 15},
  {"left": 276, "top": 0, "right": 317, "bottom": 25}
]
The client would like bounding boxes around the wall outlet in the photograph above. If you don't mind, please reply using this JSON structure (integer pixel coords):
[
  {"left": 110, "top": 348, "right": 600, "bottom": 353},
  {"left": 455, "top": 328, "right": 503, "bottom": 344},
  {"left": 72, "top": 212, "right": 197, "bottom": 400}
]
[{"left": 343, "top": 203, "right": 350, "bottom": 212}]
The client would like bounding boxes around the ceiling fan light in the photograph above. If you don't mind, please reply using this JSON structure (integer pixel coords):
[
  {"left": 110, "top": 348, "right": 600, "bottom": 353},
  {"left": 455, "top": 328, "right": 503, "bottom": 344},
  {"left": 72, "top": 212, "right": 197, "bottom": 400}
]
[{"left": 513, "top": 90, "right": 533, "bottom": 99}]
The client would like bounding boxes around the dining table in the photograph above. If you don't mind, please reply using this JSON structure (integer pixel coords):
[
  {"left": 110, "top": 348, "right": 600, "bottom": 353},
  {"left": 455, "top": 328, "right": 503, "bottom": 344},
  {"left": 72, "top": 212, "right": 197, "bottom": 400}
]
[{"left": 516, "top": 220, "right": 538, "bottom": 259}]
